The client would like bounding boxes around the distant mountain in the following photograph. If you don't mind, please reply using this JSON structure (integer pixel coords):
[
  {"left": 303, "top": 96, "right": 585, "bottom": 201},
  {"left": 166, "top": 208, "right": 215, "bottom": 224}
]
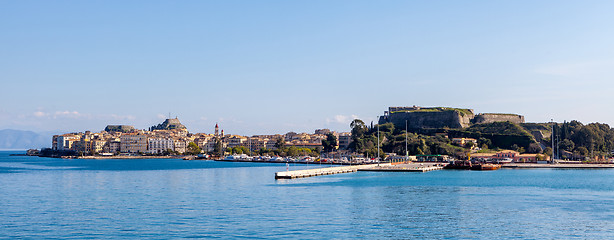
[{"left": 0, "top": 129, "right": 54, "bottom": 150}]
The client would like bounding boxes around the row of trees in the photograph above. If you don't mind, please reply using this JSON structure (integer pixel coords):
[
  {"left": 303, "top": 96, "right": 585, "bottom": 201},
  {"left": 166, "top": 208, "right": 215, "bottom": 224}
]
[
  {"left": 219, "top": 138, "right": 321, "bottom": 157},
  {"left": 551, "top": 121, "right": 614, "bottom": 158}
]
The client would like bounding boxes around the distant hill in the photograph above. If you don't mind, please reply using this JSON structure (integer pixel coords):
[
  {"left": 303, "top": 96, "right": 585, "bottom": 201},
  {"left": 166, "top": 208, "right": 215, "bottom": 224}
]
[{"left": 0, "top": 129, "right": 54, "bottom": 149}]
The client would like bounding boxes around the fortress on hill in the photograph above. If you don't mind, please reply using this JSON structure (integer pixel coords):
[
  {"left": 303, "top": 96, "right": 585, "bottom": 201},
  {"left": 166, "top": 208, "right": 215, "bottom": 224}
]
[
  {"left": 150, "top": 117, "right": 187, "bottom": 131},
  {"left": 378, "top": 106, "right": 524, "bottom": 129}
]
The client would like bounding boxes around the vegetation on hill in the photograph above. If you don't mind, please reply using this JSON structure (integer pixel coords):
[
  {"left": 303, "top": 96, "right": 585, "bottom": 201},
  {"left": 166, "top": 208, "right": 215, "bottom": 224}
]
[
  {"left": 348, "top": 119, "right": 548, "bottom": 159},
  {"left": 521, "top": 123, "right": 551, "bottom": 135},
  {"left": 349, "top": 120, "right": 470, "bottom": 159},
  {"left": 448, "top": 122, "right": 540, "bottom": 153},
  {"left": 348, "top": 116, "right": 614, "bottom": 160},
  {"left": 549, "top": 121, "right": 614, "bottom": 159}
]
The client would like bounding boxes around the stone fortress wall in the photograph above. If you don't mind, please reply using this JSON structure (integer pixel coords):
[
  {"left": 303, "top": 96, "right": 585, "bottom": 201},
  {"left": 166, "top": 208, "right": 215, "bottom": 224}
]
[
  {"left": 379, "top": 106, "right": 524, "bottom": 129},
  {"left": 472, "top": 113, "right": 525, "bottom": 125}
]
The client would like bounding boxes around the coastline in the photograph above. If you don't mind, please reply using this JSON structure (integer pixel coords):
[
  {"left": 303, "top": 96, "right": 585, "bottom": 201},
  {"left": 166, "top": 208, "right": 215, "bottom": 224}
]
[
  {"left": 73, "top": 155, "right": 181, "bottom": 159},
  {"left": 503, "top": 163, "right": 614, "bottom": 168}
]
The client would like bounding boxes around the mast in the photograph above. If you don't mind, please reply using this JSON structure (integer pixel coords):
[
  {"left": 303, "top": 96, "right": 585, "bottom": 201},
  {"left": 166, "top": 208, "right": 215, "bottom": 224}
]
[
  {"left": 377, "top": 124, "right": 380, "bottom": 165},
  {"left": 405, "top": 120, "right": 408, "bottom": 162},
  {"left": 551, "top": 119, "right": 555, "bottom": 163}
]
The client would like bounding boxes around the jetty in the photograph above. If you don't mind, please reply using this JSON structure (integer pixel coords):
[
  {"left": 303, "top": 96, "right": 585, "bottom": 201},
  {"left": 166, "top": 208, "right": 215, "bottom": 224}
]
[
  {"left": 275, "top": 163, "right": 388, "bottom": 179},
  {"left": 275, "top": 162, "right": 446, "bottom": 179}
]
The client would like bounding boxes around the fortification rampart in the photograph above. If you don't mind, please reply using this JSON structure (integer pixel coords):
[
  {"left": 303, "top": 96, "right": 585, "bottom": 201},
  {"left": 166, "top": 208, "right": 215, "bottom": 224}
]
[
  {"left": 472, "top": 113, "right": 524, "bottom": 125},
  {"left": 379, "top": 110, "right": 473, "bottom": 129},
  {"left": 378, "top": 106, "right": 524, "bottom": 129}
]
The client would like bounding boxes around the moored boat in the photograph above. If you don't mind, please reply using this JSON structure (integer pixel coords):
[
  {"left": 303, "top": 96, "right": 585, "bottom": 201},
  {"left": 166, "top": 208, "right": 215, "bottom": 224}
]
[
  {"left": 496, "top": 158, "right": 513, "bottom": 164},
  {"left": 444, "top": 160, "right": 472, "bottom": 170},
  {"left": 471, "top": 163, "right": 501, "bottom": 170}
]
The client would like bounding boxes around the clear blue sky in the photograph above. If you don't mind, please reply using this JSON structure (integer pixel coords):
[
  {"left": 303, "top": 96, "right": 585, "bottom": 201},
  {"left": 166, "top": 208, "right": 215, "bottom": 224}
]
[{"left": 1, "top": 1, "right": 614, "bottom": 135}]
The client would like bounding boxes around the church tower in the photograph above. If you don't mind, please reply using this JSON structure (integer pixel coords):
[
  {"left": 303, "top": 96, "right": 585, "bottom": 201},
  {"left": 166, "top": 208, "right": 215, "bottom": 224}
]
[{"left": 215, "top": 123, "right": 219, "bottom": 136}]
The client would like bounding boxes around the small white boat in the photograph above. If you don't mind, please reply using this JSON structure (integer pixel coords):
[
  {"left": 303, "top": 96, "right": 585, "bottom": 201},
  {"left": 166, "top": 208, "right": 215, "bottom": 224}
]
[
  {"left": 224, "top": 154, "right": 252, "bottom": 161},
  {"left": 497, "top": 158, "right": 513, "bottom": 164}
]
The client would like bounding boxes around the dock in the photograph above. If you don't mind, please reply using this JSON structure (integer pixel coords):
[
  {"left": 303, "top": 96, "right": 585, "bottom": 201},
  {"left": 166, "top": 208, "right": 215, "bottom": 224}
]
[
  {"left": 275, "top": 162, "right": 446, "bottom": 179},
  {"left": 275, "top": 163, "right": 387, "bottom": 179}
]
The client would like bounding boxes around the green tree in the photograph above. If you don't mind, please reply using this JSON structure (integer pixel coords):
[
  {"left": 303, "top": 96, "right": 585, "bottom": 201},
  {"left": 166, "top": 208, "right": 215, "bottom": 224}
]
[
  {"left": 274, "top": 137, "right": 286, "bottom": 151},
  {"left": 231, "top": 147, "right": 243, "bottom": 154},
  {"left": 287, "top": 146, "right": 298, "bottom": 156},
  {"left": 349, "top": 119, "right": 367, "bottom": 152},
  {"left": 238, "top": 146, "right": 250, "bottom": 155},
  {"left": 186, "top": 142, "right": 202, "bottom": 155},
  {"left": 322, "top": 133, "right": 338, "bottom": 152},
  {"left": 350, "top": 119, "right": 367, "bottom": 137},
  {"left": 527, "top": 143, "right": 542, "bottom": 153},
  {"left": 478, "top": 137, "right": 492, "bottom": 149},
  {"left": 213, "top": 138, "right": 223, "bottom": 156},
  {"left": 576, "top": 146, "right": 589, "bottom": 156},
  {"left": 511, "top": 144, "right": 520, "bottom": 152},
  {"left": 560, "top": 139, "right": 575, "bottom": 152}
]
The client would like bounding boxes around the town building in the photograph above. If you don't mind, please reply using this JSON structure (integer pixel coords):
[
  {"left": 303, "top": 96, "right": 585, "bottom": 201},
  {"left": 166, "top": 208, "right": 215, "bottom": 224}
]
[
  {"left": 173, "top": 138, "right": 187, "bottom": 154},
  {"left": 53, "top": 134, "right": 81, "bottom": 151},
  {"left": 148, "top": 138, "right": 174, "bottom": 154},
  {"left": 120, "top": 133, "right": 148, "bottom": 153},
  {"left": 471, "top": 150, "right": 547, "bottom": 163},
  {"left": 338, "top": 132, "right": 352, "bottom": 150},
  {"left": 451, "top": 138, "right": 478, "bottom": 147}
]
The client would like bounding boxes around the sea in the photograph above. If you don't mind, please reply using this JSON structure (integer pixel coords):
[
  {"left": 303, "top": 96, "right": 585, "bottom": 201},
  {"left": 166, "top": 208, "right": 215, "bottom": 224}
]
[{"left": 1, "top": 151, "right": 614, "bottom": 239}]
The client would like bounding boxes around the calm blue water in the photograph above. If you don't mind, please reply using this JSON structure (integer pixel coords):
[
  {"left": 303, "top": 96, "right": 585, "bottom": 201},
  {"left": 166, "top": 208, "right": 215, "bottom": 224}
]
[{"left": 2, "top": 151, "right": 614, "bottom": 239}]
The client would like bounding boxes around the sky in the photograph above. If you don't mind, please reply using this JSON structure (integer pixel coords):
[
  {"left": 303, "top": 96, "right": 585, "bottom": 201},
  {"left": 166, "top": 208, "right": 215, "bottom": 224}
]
[{"left": 1, "top": 0, "right": 614, "bottom": 135}]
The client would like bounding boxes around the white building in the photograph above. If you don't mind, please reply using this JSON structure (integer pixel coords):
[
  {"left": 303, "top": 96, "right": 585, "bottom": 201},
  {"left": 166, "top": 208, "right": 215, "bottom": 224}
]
[
  {"left": 174, "top": 139, "right": 187, "bottom": 154},
  {"left": 54, "top": 134, "right": 81, "bottom": 151},
  {"left": 148, "top": 138, "right": 174, "bottom": 154}
]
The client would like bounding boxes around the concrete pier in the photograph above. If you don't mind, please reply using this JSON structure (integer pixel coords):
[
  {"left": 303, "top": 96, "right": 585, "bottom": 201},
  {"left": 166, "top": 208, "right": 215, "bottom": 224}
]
[
  {"left": 275, "top": 162, "right": 448, "bottom": 179},
  {"left": 359, "top": 162, "right": 445, "bottom": 172},
  {"left": 275, "top": 163, "right": 387, "bottom": 179}
]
